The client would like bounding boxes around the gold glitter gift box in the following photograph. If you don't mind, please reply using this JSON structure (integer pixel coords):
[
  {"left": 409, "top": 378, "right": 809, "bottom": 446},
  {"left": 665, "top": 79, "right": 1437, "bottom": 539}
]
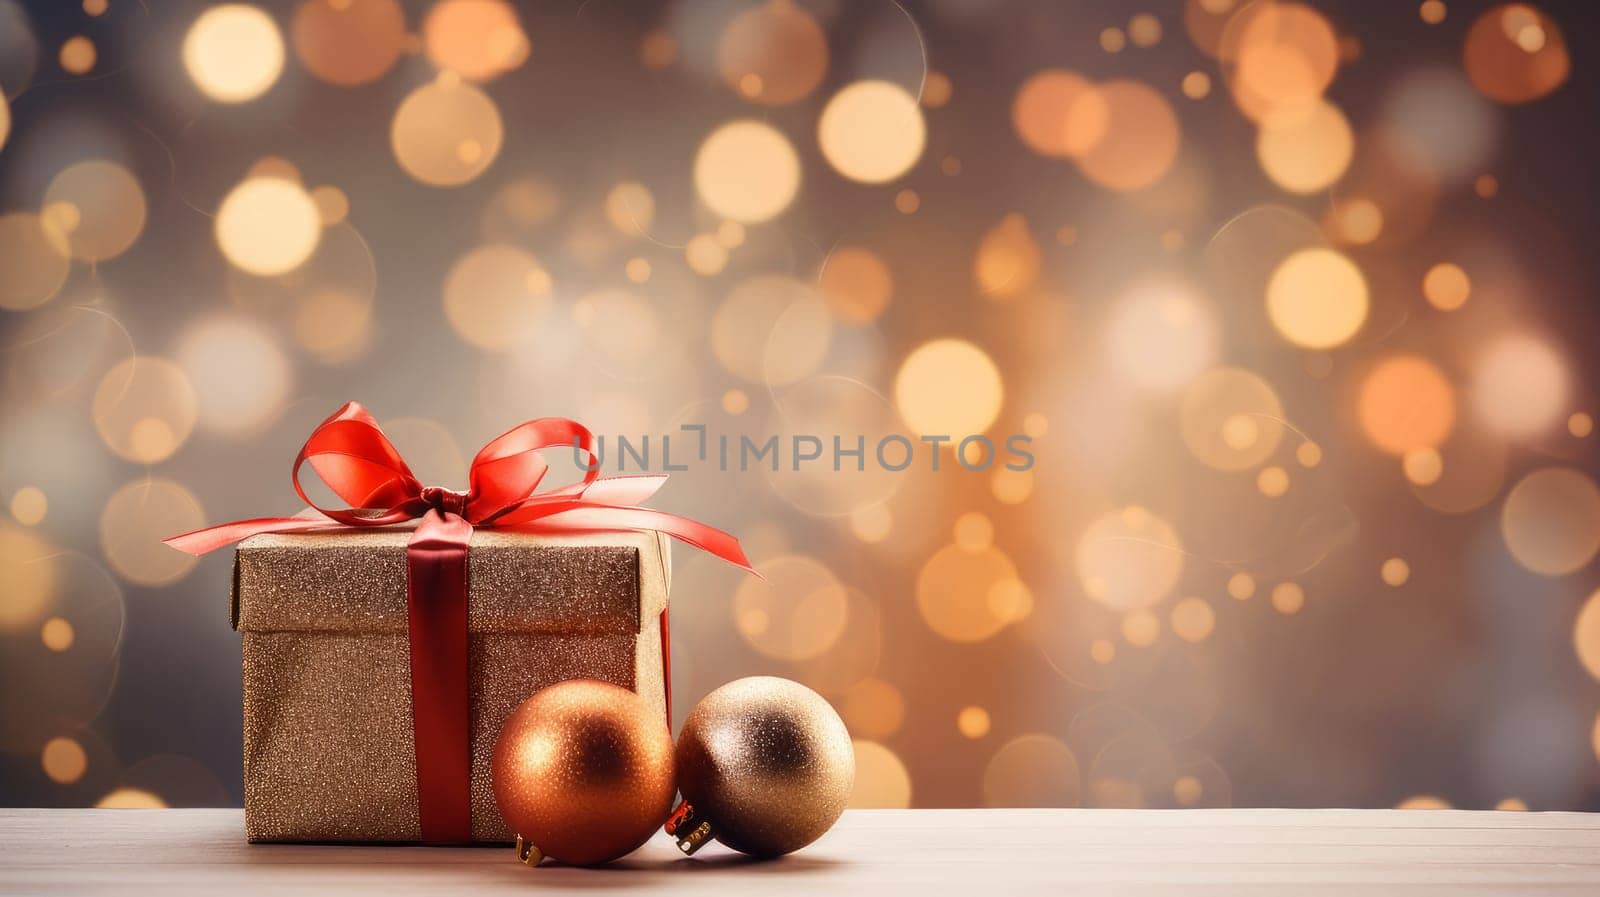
[{"left": 230, "top": 526, "right": 670, "bottom": 843}]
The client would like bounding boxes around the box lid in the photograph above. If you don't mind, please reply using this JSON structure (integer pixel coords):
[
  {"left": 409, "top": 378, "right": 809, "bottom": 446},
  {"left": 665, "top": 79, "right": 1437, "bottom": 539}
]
[{"left": 232, "top": 526, "right": 670, "bottom": 635}]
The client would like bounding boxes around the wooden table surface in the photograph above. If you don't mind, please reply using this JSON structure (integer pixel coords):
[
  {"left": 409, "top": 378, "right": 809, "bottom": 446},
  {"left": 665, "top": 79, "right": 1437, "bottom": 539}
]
[{"left": 4, "top": 808, "right": 1600, "bottom": 895}]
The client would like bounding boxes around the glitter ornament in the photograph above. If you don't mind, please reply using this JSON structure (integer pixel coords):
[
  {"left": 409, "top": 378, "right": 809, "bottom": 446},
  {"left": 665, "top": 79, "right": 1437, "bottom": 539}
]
[
  {"left": 668, "top": 676, "right": 854, "bottom": 857},
  {"left": 491, "top": 679, "right": 675, "bottom": 866}
]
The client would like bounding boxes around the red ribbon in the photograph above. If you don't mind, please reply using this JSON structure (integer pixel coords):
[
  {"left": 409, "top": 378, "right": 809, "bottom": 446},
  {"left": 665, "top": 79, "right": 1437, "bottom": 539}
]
[{"left": 166, "top": 402, "right": 753, "bottom": 843}]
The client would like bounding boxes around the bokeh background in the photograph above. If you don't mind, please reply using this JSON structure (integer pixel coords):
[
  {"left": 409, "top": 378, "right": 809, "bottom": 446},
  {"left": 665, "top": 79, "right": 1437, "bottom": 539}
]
[{"left": 4, "top": 0, "right": 1600, "bottom": 813}]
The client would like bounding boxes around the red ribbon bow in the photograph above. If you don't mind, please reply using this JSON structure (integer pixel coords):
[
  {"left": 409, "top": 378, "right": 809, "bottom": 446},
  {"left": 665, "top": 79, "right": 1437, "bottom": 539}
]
[{"left": 166, "top": 402, "right": 752, "bottom": 843}]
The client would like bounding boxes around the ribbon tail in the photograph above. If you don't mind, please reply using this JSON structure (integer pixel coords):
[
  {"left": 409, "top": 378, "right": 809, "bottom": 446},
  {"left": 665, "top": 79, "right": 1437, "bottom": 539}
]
[
  {"left": 509, "top": 505, "right": 758, "bottom": 575},
  {"left": 163, "top": 516, "right": 342, "bottom": 556}
]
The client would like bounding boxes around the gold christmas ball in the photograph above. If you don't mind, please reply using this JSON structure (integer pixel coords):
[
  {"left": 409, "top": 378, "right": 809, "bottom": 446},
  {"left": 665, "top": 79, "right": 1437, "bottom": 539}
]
[
  {"left": 672, "top": 676, "right": 854, "bottom": 857},
  {"left": 491, "top": 679, "right": 675, "bottom": 866}
]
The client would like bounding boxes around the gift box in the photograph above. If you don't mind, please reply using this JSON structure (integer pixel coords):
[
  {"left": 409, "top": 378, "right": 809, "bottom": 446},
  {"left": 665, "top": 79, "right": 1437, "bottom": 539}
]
[
  {"left": 231, "top": 526, "right": 672, "bottom": 844},
  {"left": 167, "top": 402, "right": 748, "bottom": 845}
]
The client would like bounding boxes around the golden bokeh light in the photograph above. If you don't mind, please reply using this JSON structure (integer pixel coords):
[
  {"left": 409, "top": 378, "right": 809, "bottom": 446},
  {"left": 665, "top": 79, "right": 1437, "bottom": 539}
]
[
  {"left": 1012, "top": 69, "right": 1102, "bottom": 158},
  {"left": 1180, "top": 367, "right": 1285, "bottom": 471},
  {"left": 1076, "top": 506, "right": 1184, "bottom": 612},
  {"left": 1423, "top": 262, "right": 1470, "bottom": 310},
  {"left": 694, "top": 119, "right": 801, "bottom": 222},
  {"left": 711, "top": 275, "right": 831, "bottom": 385},
  {"left": 0, "top": 213, "right": 71, "bottom": 311},
  {"left": 391, "top": 76, "right": 504, "bottom": 187},
  {"left": 983, "top": 734, "right": 1079, "bottom": 807},
  {"left": 310, "top": 185, "right": 349, "bottom": 226},
  {"left": 1500, "top": 467, "right": 1600, "bottom": 576},
  {"left": 953, "top": 512, "right": 994, "bottom": 552},
  {"left": 41, "top": 616, "right": 75, "bottom": 651},
  {"left": 923, "top": 71, "right": 953, "bottom": 108},
  {"left": 818, "top": 80, "right": 926, "bottom": 184},
  {"left": 0, "top": 92, "right": 9, "bottom": 153},
  {"left": 1100, "top": 27, "right": 1126, "bottom": 53},
  {"left": 1271, "top": 582, "right": 1306, "bottom": 614},
  {"left": 1420, "top": 1, "right": 1447, "bottom": 25},
  {"left": 848, "top": 503, "right": 891, "bottom": 543},
  {"left": 176, "top": 317, "right": 292, "bottom": 435},
  {"left": 1256, "top": 99, "right": 1353, "bottom": 194},
  {"left": 1571, "top": 413, "right": 1594, "bottom": 439},
  {"left": 604, "top": 181, "right": 655, "bottom": 236},
  {"left": 1228, "top": 572, "right": 1256, "bottom": 600},
  {"left": 1358, "top": 356, "right": 1456, "bottom": 455},
  {"left": 1327, "top": 197, "right": 1384, "bottom": 245},
  {"left": 422, "top": 0, "right": 529, "bottom": 83},
  {"left": 1381, "top": 557, "right": 1411, "bottom": 587},
  {"left": 1576, "top": 590, "right": 1600, "bottom": 681},
  {"left": 1257, "top": 465, "right": 1289, "bottom": 497},
  {"left": 91, "top": 357, "right": 198, "bottom": 464},
  {"left": 1171, "top": 597, "right": 1216, "bottom": 642},
  {"left": 1107, "top": 277, "right": 1217, "bottom": 391},
  {"left": 443, "top": 244, "right": 554, "bottom": 352},
  {"left": 894, "top": 188, "right": 920, "bottom": 213},
  {"left": 974, "top": 213, "right": 1041, "bottom": 300},
  {"left": 1074, "top": 79, "right": 1180, "bottom": 192},
  {"left": 917, "top": 543, "right": 1018, "bottom": 643},
  {"left": 291, "top": 0, "right": 405, "bottom": 87},
  {"left": 10, "top": 486, "right": 48, "bottom": 526},
  {"left": 215, "top": 177, "right": 322, "bottom": 276},
  {"left": 957, "top": 706, "right": 991, "bottom": 739},
  {"left": 0, "top": 525, "right": 57, "bottom": 631},
  {"left": 1464, "top": 3, "right": 1570, "bottom": 104},
  {"left": 1473, "top": 335, "right": 1567, "bottom": 437},
  {"left": 1122, "top": 609, "right": 1161, "bottom": 647},
  {"left": 684, "top": 233, "right": 728, "bottom": 275},
  {"left": 820, "top": 246, "right": 893, "bottom": 323},
  {"left": 1410, "top": 421, "right": 1510, "bottom": 513},
  {"left": 1297, "top": 441, "right": 1323, "bottom": 467},
  {"left": 717, "top": 1, "right": 827, "bottom": 105},
  {"left": 41, "top": 736, "right": 88, "bottom": 784},
  {"left": 1090, "top": 639, "right": 1117, "bottom": 664},
  {"left": 1222, "top": 1, "right": 1340, "bottom": 123},
  {"left": 1397, "top": 794, "right": 1452, "bottom": 810},
  {"left": 42, "top": 160, "right": 147, "bottom": 262},
  {"left": 734, "top": 555, "right": 849, "bottom": 661},
  {"left": 849, "top": 740, "right": 912, "bottom": 809},
  {"left": 96, "top": 788, "right": 168, "bottom": 809},
  {"left": 100, "top": 479, "right": 205, "bottom": 586},
  {"left": 1182, "top": 70, "right": 1212, "bottom": 100},
  {"left": 1266, "top": 248, "right": 1369, "bottom": 349},
  {"left": 59, "top": 35, "right": 96, "bottom": 75},
  {"left": 183, "top": 4, "right": 285, "bottom": 103},
  {"left": 894, "top": 339, "right": 1003, "bottom": 436},
  {"left": 991, "top": 467, "right": 1034, "bottom": 505},
  {"left": 1128, "top": 13, "right": 1162, "bottom": 47},
  {"left": 841, "top": 677, "right": 905, "bottom": 740}
]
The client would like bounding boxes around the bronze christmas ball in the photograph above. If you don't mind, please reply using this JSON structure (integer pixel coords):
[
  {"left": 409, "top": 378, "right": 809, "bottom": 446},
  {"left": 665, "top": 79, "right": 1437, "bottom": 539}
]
[
  {"left": 491, "top": 679, "right": 675, "bottom": 866},
  {"left": 672, "top": 676, "right": 854, "bottom": 858}
]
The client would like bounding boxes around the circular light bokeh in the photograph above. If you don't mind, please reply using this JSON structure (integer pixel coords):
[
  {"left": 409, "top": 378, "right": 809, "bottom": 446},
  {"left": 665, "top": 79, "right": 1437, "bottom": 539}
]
[
  {"left": 1464, "top": 3, "right": 1570, "bottom": 104},
  {"left": 849, "top": 740, "right": 912, "bottom": 809},
  {"left": 43, "top": 160, "right": 147, "bottom": 262},
  {"left": 894, "top": 339, "right": 1003, "bottom": 436},
  {"left": 1256, "top": 99, "right": 1353, "bottom": 194},
  {"left": 422, "top": 0, "right": 529, "bottom": 82},
  {"left": 1076, "top": 506, "right": 1184, "bottom": 611},
  {"left": 711, "top": 274, "right": 831, "bottom": 386},
  {"left": 91, "top": 357, "right": 198, "bottom": 464},
  {"left": 391, "top": 76, "right": 504, "bottom": 187},
  {"left": 983, "top": 734, "right": 1080, "bottom": 807},
  {"left": 1358, "top": 356, "right": 1456, "bottom": 454},
  {"left": 1473, "top": 335, "right": 1566, "bottom": 437},
  {"left": 1180, "top": 367, "right": 1285, "bottom": 471},
  {"left": 1107, "top": 277, "right": 1217, "bottom": 391},
  {"left": 733, "top": 555, "right": 849, "bottom": 661},
  {"left": 717, "top": 2, "right": 828, "bottom": 105},
  {"left": 1074, "top": 79, "right": 1180, "bottom": 191},
  {"left": 0, "top": 213, "right": 71, "bottom": 311},
  {"left": 1575, "top": 590, "right": 1600, "bottom": 681},
  {"left": 1266, "top": 248, "right": 1368, "bottom": 349},
  {"left": 1500, "top": 467, "right": 1600, "bottom": 576},
  {"left": 694, "top": 120, "right": 800, "bottom": 222},
  {"left": 183, "top": 4, "right": 285, "bottom": 103},
  {"left": 1424, "top": 262, "right": 1471, "bottom": 310},
  {"left": 819, "top": 246, "right": 892, "bottom": 323},
  {"left": 291, "top": 0, "right": 405, "bottom": 87},
  {"left": 175, "top": 317, "right": 292, "bottom": 435},
  {"left": 0, "top": 525, "right": 57, "bottom": 631},
  {"left": 916, "top": 543, "right": 1019, "bottom": 643},
  {"left": 974, "top": 214, "right": 1042, "bottom": 299},
  {"left": 1011, "top": 69, "right": 1102, "bottom": 159},
  {"left": 442, "top": 244, "right": 554, "bottom": 352},
  {"left": 215, "top": 177, "right": 322, "bottom": 276},
  {"left": 100, "top": 479, "right": 205, "bottom": 586},
  {"left": 818, "top": 80, "right": 926, "bottom": 184}
]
